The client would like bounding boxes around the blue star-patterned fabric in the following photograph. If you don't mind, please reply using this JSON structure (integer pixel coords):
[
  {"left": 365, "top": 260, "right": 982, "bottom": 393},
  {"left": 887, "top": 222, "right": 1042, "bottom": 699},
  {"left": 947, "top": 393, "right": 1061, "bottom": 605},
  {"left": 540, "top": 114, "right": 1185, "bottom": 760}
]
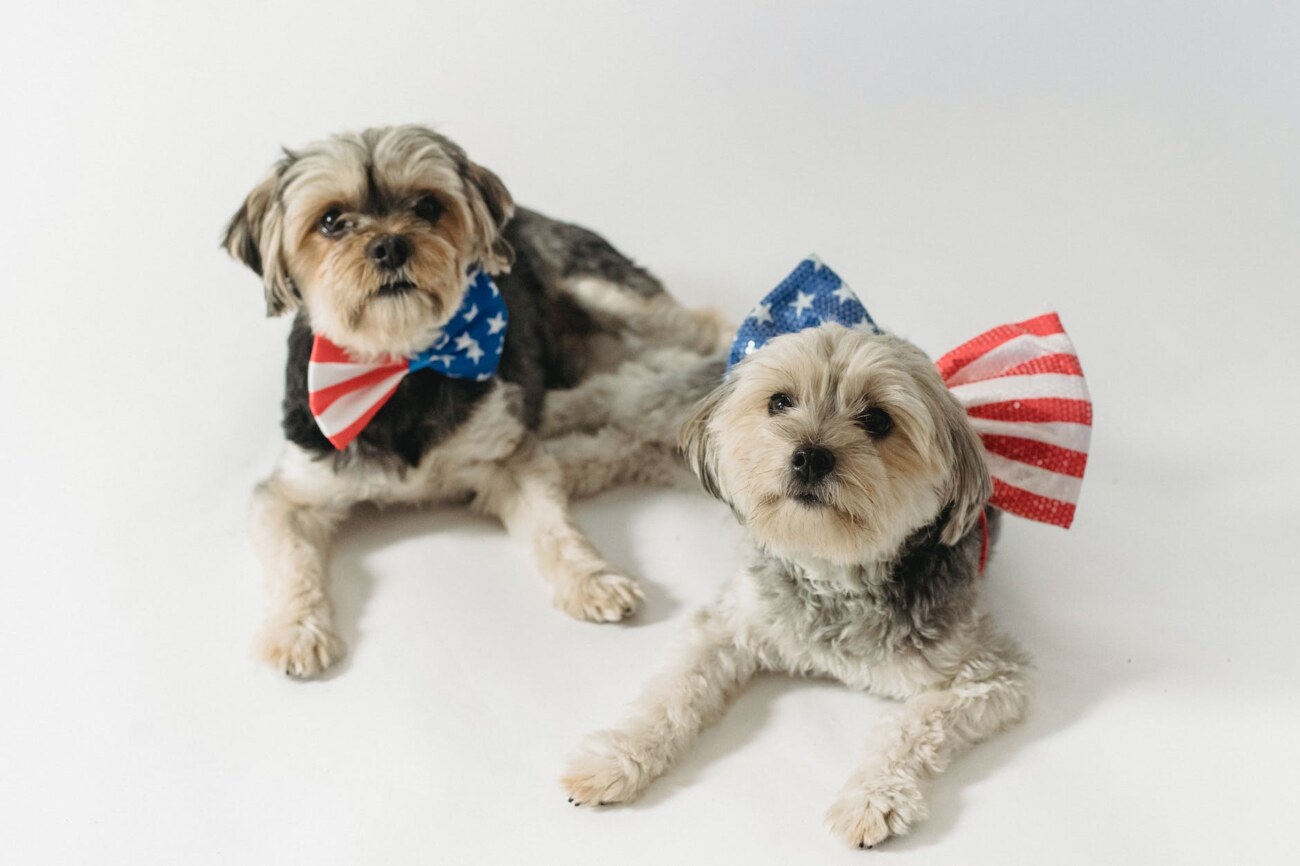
[
  {"left": 727, "top": 256, "right": 879, "bottom": 371},
  {"left": 408, "top": 265, "right": 509, "bottom": 381}
]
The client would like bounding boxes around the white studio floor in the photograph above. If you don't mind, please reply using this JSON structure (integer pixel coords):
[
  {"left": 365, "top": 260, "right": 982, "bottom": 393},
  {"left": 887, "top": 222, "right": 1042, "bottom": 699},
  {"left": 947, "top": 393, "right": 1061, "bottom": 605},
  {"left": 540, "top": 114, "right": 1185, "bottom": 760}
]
[{"left": 2, "top": 3, "right": 1298, "bottom": 864}]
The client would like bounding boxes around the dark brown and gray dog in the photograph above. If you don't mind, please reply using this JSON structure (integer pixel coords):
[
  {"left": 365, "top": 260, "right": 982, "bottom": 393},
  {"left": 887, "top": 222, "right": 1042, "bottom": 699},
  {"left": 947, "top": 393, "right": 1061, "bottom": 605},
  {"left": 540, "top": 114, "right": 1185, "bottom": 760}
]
[
  {"left": 562, "top": 323, "right": 1030, "bottom": 849},
  {"left": 224, "top": 124, "right": 725, "bottom": 677}
]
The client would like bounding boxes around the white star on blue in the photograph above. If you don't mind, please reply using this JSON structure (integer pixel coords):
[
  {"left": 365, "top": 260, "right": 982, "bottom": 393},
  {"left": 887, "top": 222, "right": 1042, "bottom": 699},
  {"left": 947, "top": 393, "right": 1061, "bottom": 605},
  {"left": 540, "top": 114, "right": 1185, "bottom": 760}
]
[
  {"left": 408, "top": 265, "right": 508, "bottom": 380},
  {"left": 727, "top": 256, "right": 880, "bottom": 371}
]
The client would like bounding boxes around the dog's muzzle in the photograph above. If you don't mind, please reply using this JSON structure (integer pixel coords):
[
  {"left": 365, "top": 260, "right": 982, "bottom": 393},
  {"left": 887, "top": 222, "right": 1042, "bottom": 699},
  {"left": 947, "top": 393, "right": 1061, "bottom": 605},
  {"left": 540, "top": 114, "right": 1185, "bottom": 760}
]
[
  {"left": 789, "top": 445, "right": 836, "bottom": 505},
  {"left": 376, "top": 280, "right": 416, "bottom": 297}
]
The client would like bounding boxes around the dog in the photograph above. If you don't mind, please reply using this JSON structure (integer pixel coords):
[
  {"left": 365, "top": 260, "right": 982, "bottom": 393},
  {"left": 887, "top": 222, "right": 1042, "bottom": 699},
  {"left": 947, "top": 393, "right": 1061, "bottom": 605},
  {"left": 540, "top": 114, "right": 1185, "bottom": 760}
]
[
  {"left": 223, "top": 124, "right": 726, "bottom": 677},
  {"left": 561, "top": 260, "right": 1090, "bottom": 847}
]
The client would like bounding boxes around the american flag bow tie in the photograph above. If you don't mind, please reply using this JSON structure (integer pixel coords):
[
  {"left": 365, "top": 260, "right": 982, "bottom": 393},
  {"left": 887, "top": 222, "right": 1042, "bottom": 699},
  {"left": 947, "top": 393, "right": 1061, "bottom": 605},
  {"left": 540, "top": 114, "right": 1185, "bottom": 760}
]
[
  {"left": 936, "top": 312, "right": 1090, "bottom": 528},
  {"left": 307, "top": 266, "right": 508, "bottom": 450},
  {"left": 731, "top": 257, "right": 1092, "bottom": 528}
]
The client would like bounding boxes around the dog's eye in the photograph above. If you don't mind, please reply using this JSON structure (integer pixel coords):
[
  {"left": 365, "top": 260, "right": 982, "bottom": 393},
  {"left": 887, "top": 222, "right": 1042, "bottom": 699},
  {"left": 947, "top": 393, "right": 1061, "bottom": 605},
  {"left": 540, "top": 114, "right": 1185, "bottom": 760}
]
[
  {"left": 858, "top": 407, "right": 893, "bottom": 438},
  {"left": 414, "top": 196, "right": 443, "bottom": 223},
  {"left": 768, "top": 393, "right": 794, "bottom": 415},
  {"left": 319, "top": 208, "right": 346, "bottom": 236}
]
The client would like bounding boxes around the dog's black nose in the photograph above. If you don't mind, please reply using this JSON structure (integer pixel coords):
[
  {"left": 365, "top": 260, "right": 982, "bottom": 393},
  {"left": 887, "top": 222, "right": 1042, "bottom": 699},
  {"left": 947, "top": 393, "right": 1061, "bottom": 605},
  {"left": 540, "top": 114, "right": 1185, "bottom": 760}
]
[
  {"left": 791, "top": 446, "right": 836, "bottom": 483},
  {"left": 367, "top": 234, "right": 410, "bottom": 269}
]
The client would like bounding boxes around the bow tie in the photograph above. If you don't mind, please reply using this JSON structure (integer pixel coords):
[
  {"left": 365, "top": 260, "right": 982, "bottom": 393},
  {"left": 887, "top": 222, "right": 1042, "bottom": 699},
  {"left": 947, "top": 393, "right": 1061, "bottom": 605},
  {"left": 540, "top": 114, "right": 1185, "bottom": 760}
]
[
  {"left": 731, "top": 257, "right": 1092, "bottom": 529},
  {"left": 307, "top": 266, "right": 508, "bottom": 450}
]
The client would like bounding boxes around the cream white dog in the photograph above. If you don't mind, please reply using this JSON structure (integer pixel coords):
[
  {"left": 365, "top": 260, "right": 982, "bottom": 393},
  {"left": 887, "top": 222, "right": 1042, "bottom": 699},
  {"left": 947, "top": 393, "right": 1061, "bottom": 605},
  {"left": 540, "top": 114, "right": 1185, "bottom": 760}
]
[{"left": 559, "top": 255, "right": 1100, "bottom": 847}]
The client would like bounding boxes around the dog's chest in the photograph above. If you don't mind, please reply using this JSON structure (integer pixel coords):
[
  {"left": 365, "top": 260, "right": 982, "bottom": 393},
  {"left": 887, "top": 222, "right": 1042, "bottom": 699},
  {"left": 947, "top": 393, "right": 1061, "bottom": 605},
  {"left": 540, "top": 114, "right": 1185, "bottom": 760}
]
[
  {"left": 734, "top": 559, "right": 953, "bottom": 697},
  {"left": 280, "top": 384, "right": 530, "bottom": 506}
]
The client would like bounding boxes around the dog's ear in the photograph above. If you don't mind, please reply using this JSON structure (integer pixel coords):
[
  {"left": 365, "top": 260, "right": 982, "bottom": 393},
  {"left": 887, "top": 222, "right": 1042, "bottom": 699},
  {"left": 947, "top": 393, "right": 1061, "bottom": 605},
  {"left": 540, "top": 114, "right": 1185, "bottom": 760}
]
[
  {"left": 222, "top": 160, "right": 298, "bottom": 317},
  {"left": 461, "top": 159, "right": 516, "bottom": 274},
  {"left": 935, "top": 388, "right": 993, "bottom": 546},
  {"left": 678, "top": 378, "right": 734, "bottom": 503}
]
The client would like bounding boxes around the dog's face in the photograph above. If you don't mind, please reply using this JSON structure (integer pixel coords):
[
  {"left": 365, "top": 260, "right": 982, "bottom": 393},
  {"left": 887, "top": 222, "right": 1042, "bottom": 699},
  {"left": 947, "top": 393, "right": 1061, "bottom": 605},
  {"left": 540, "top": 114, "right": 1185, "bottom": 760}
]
[
  {"left": 681, "top": 324, "right": 990, "bottom": 565},
  {"left": 223, "top": 125, "right": 514, "bottom": 358}
]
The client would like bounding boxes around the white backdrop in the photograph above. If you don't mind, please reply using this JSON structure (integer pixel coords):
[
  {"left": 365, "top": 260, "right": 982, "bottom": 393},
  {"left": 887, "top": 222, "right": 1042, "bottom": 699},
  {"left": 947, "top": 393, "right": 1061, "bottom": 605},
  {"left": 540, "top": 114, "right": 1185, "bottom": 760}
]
[{"left": 2, "top": 2, "right": 1297, "bottom": 863}]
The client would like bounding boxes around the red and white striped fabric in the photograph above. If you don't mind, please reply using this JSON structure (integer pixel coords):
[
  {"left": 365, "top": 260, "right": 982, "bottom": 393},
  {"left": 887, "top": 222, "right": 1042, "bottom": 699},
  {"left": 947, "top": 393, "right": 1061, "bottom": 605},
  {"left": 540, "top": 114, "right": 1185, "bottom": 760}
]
[
  {"left": 937, "top": 313, "right": 1091, "bottom": 529},
  {"left": 306, "top": 336, "right": 410, "bottom": 450}
]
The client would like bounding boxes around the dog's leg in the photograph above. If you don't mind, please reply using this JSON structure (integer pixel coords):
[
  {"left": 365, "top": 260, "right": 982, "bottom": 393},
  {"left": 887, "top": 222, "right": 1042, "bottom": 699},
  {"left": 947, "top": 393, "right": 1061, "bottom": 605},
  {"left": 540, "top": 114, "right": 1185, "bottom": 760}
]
[
  {"left": 539, "top": 348, "right": 725, "bottom": 498},
  {"left": 566, "top": 277, "right": 731, "bottom": 355},
  {"left": 250, "top": 475, "right": 351, "bottom": 678},
  {"left": 512, "top": 210, "right": 731, "bottom": 356},
  {"left": 561, "top": 606, "right": 757, "bottom": 804},
  {"left": 540, "top": 347, "right": 724, "bottom": 439},
  {"left": 476, "top": 443, "right": 643, "bottom": 622},
  {"left": 545, "top": 429, "right": 689, "bottom": 500},
  {"left": 826, "top": 619, "right": 1031, "bottom": 849}
]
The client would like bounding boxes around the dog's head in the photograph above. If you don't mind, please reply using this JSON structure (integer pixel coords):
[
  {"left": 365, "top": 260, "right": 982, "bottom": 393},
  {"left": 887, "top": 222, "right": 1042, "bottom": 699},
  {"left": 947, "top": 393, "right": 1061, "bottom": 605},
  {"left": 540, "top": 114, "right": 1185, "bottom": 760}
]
[
  {"left": 680, "top": 324, "right": 990, "bottom": 564},
  {"left": 223, "top": 125, "right": 514, "bottom": 358}
]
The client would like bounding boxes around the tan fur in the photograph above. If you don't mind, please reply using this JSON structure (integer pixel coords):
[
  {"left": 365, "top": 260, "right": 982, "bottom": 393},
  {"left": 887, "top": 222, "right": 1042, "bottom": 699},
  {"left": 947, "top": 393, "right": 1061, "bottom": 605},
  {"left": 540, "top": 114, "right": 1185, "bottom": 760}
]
[
  {"left": 566, "top": 278, "right": 732, "bottom": 357},
  {"left": 226, "top": 125, "right": 730, "bottom": 676},
  {"left": 253, "top": 385, "right": 646, "bottom": 677},
  {"left": 563, "top": 325, "right": 1029, "bottom": 849},
  {"left": 686, "top": 325, "right": 983, "bottom": 564},
  {"left": 227, "top": 126, "right": 514, "bottom": 358}
]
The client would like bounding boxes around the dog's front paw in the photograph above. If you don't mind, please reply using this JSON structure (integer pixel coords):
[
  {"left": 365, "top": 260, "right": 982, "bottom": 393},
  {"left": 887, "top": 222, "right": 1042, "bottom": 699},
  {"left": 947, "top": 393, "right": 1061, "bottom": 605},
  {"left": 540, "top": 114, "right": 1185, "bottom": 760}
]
[
  {"left": 826, "top": 780, "right": 927, "bottom": 850},
  {"left": 256, "top": 616, "right": 344, "bottom": 678},
  {"left": 561, "top": 730, "right": 653, "bottom": 806},
  {"left": 555, "top": 572, "right": 644, "bottom": 623}
]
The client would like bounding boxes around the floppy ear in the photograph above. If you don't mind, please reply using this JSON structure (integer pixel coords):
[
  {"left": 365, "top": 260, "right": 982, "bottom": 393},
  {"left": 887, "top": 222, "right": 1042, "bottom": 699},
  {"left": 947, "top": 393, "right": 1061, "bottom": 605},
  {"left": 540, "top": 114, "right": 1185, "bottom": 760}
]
[
  {"left": 677, "top": 378, "right": 734, "bottom": 503},
  {"left": 221, "top": 161, "right": 298, "bottom": 316},
  {"left": 461, "top": 159, "right": 516, "bottom": 274},
  {"left": 934, "top": 388, "right": 993, "bottom": 546}
]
